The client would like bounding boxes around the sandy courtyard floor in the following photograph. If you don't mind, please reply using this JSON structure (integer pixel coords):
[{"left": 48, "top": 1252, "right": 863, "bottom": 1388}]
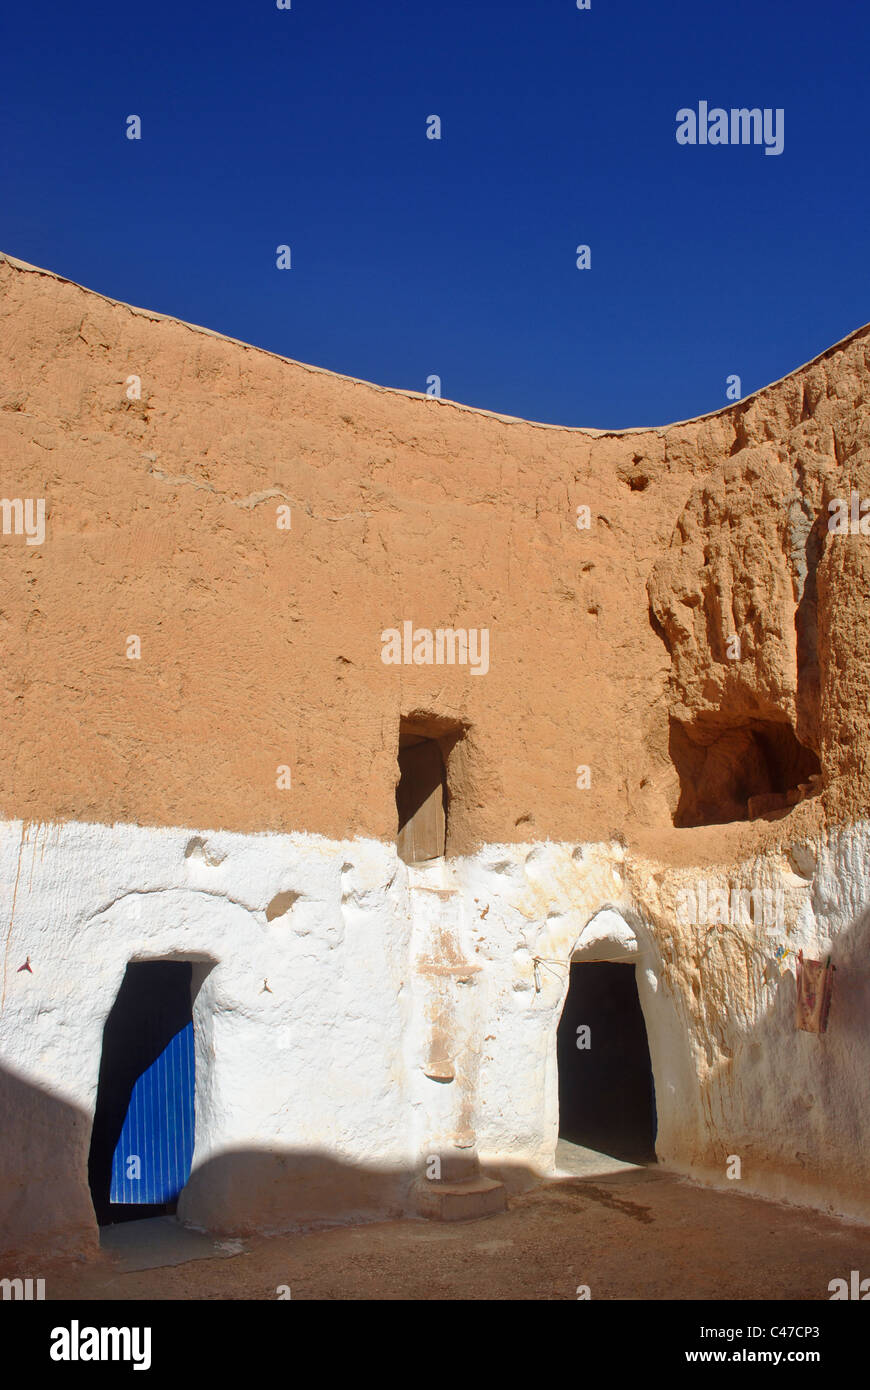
[{"left": 39, "top": 1158, "right": 870, "bottom": 1302}]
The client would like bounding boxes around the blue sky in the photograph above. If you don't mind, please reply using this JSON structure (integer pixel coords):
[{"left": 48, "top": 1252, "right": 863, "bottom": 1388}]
[{"left": 1, "top": 0, "right": 867, "bottom": 428}]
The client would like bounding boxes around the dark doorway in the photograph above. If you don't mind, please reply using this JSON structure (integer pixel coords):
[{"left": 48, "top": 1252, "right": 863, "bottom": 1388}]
[
  {"left": 88, "top": 961, "right": 195, "bottom": 1226},
  {"left": 557, "top": 961, "right": 657, "bottom": 1163},
  {"left": 396, "top": 731, "right": 447, "bottom": 864}
]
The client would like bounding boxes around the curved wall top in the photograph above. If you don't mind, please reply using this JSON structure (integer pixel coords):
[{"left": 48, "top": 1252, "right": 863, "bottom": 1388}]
[{"left": 2, "top": 253, "right": 870, "bottom": 861}]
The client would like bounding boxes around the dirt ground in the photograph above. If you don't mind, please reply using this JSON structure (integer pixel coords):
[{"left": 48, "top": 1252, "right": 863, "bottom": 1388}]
[{"left": 41, "top": 1166, "right": 870, "bottom": 1302}]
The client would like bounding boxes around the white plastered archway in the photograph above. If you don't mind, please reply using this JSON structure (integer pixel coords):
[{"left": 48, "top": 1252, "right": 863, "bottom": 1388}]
[
  {"left": 80, "top": 886, "right": 268, "bottom": 1234},
  {"left": 549, "top": 904, "right": 684, "bottom": 1169}
]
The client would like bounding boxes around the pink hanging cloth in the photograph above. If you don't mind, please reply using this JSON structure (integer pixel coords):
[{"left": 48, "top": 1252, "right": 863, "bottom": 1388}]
[{"left": 795, "top": 950, "right": 834, "bottom": 1033}]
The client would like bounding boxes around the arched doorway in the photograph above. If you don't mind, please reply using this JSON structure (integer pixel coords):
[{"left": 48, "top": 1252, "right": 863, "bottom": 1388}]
[{"left": 556, "top": 910, "right": 657, "bottom": 1167}]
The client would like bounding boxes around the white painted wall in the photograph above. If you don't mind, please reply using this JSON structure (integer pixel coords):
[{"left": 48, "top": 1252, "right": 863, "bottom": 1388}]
[{"left": 1, "top": 818, "right": 868, "bottom": 1256}]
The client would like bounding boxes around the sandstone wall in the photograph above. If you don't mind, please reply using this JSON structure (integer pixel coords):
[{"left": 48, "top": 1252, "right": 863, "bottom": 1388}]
[
  {"left": 3, "top": 252, "right": 870, "bottom": 854},
  {"left": 1, "top": 254, "right": 869, "bottom": 1254}
]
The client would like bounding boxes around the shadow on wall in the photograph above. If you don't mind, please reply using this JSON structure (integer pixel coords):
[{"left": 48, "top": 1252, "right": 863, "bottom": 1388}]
[
  {"left": 0, "top": 1062, "right": 98, "bottom": 1261},
  {"left": 0, "top": 1058, "right": 542, "bottom": 1262},
  {"left": 682, "top": 888, "right": 870, "bottom": 1222}
]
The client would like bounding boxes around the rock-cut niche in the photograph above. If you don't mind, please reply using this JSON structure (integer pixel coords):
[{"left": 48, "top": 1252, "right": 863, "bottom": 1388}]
[
  {"left": 395, "top": 714, "right": 465, "bottom": 863},
  {"left": 649, "top": 486, "right": 824, "bottom": 829},
  {"left": 669, "top": 716, "right": 821, "bottom": 828}
]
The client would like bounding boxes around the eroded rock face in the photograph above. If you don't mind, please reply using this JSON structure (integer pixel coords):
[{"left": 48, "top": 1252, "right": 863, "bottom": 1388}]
[
  {"left": 3, "top": 253, "right": 870, "bottom": 846},
  {"left": 649, "top": 343, "right": 870, "bottom": 828},
  {"left": 2, "top": 252, "right": 870, "bottom": 1255},
  {"left": 650, "top": 450, "right": 802, "bottom": 734}
]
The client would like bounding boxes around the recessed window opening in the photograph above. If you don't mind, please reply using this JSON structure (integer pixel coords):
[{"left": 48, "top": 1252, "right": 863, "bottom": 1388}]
[{"left": 395, "top": 715, "right": 464, "bottom": 864}]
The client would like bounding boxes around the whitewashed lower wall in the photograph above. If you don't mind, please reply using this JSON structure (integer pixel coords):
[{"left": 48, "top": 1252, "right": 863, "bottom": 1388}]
[{"left": 0, "top": 819, "right": 868, "bottom": 1257}]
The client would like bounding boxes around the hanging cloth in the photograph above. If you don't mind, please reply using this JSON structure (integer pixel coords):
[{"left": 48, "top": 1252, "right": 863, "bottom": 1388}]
[{"left": 795, "top": 950, "right": 834, "bottom": 1033}]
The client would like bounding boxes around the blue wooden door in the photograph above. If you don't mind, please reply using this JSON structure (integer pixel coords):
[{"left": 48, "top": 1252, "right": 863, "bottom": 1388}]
[
  {"left": 88, "top": 960, "right": 196, "bottom": 1218},
  {"left": 110, "top": 1018, "right": 195, "bottom": 1205}
]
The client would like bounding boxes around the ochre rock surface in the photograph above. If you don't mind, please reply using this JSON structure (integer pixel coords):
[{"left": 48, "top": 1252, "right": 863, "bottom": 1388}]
[
  {"left": 3, "top": 255, "right": 870, "bottom": 1252},
  {"left": 1, "top": 251, "right": 870, "bottom": 862}
]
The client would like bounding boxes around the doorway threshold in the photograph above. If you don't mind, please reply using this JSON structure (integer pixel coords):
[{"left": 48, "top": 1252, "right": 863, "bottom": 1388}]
[
  {"left": 99, "top": 1215, "right": 247, "bottom": 1274},
  {"left": 554, "top": 1138, "right": 652, "bottom": 1181}
]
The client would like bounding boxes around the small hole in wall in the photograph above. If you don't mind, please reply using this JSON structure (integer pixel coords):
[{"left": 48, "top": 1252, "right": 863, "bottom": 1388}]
[
  {"left": 266, "top": 890, "right": 302, "bottom": 922},
  {"left": 184, "top": 836, "right": 225, "bottom": 866},
  {"left": 619, "top": 455, "right": 651, "bottom": 492}
]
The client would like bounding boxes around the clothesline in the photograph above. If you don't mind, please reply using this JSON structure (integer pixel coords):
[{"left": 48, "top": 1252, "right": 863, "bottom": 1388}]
[
  {"left": 533, "top": 954, "right": 640, "bottom": 969},
  {"left": 532, "top": 953, "right": 642, "bottom": 992}
]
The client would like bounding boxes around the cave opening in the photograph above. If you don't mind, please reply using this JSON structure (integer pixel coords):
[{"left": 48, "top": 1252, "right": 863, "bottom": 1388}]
[
  {"left": 669, "top": 717, "right": 821, "bottom": 828},
  {"left": 557, "top": 961, "right": 657, "bottom": 1164}
]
